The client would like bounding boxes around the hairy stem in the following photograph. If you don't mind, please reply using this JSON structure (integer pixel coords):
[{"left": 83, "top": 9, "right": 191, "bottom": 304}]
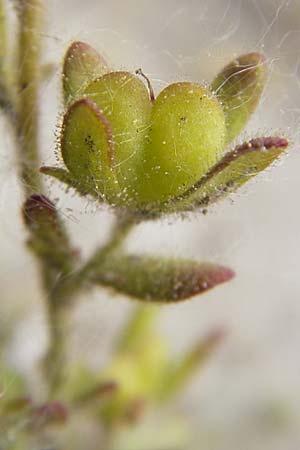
[
  {"left": 16, "top": 0, "right": 43, "bottom": 194},
  {"left": 42, "top": 215, "right": 135, "bottom": 395},
  {"left": 77, "top": 214, "right": 135, "bottom": 283},
  {"left": 13, "top": 0, "right": 64, "bottom": 396},
  {"left": 13, "top": 1, "right": 137, "bottom": 400},
  {"left": 43, "top": 297, "right": 68, "bottom": 396},
  {"left": 0, "top": 0, "right": 6, "bottom": 83},
  {"left": 0, "top": 0, "right": 14, "bottom": 115}
]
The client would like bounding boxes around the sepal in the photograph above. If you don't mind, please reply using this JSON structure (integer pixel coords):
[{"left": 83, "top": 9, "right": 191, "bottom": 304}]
[
  {"left": 60, "top": 98, "right": 118, "bottom": 202},
  {"left": 63, "top": 41, "right": 108, "bottom": 105},
  {"left": 212, "top": 53, "right": 267, "bottom": 143},
  {"left": 171, "top": 136, "right": 288, "bottom": 212}
]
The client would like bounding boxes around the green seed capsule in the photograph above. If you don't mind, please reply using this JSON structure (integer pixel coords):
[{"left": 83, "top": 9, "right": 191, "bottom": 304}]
[
  {"left": 42, "top": 43, "right": 288, "bottom": 219},
  {"left": 83, "top": 72, "right": 152, "bottom": 204},
  {"left": 134, "top": 82, "right": 226, "bottom": 204}
]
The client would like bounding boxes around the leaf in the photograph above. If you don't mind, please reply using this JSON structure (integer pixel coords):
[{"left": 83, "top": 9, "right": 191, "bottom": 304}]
[
  {"left": 117, "top": 306, "right": 158, "bottom": 353},
  {"left": 89, "top": 254, "right": 234, "bottom": 302},
  {"left": 63, "top": 41, "right": 108, "bottom": 105},
  {"left": 162, "top": 328, "right": 226, "bottom": 399},
  {"left": 211, "top": 52, "right": 267, "bottom": 143},
  {"left": 172, "top": 136, "right": 288, "bottom": 211},
  {"left": 23, "top": 194, "right": 77, "bottom": 274}
]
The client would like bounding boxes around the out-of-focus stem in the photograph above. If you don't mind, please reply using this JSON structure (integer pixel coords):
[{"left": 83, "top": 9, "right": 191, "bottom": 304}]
[
  {"left": 0, "top": 0, "right": 7, "bottom": 79},
  {"left": 14, "top": 0, "right": 64, "bottom": 397},
  {"left": 16, "top": 0, "right": 43, "bottom": 194},
  {"left": 43, "top": 299, "right": 68, "bottom": 396},
  {"left": 0, "top": 0, "right": 13, "bottom": 115},
  {"left": 42, "top": 215, "right": 135, "bottom": 395},
  {"left": 76, "top": 215, "right": 135, "bottom": 282}
]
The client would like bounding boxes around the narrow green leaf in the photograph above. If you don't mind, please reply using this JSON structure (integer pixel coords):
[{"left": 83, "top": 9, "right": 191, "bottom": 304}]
[
  {"left": 211, "top": 53, "right": 267, "bottom": 143},
  {"left": 162, "top": 328, "right": 226, "bottom": 399},
  {"left": 172, "top": 136, "right": 288, "bottom": 211},
  {"left": 90, "top": 254, "right": 234, "bottom": 302},
  {"left": 63, "top": 41, "right": 108, "bottom": 105},
  {"left": 23, "top": 194, "right": 77, "bottom": 274},
  {"left": 117, "top": 306, "right": 158, "bottom": 352}
]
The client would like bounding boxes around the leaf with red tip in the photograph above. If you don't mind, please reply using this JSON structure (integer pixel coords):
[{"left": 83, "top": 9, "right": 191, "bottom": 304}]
[
  {"left": 212, "top": 53, "right": 268, "bottom": 143},
  {"left": 172, "top": 136, "right": 288, "bottom": 211},
  {"left": 63, "top": 41, "right": 108, "bottom": 105},
  {"left": 89, "top": 254, "right": 234, "bottom": 302}
]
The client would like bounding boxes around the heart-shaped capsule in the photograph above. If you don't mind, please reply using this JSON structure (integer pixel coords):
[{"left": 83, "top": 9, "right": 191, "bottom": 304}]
[{"left": 41, "top": 42, "right": 288, "bottom": 217}]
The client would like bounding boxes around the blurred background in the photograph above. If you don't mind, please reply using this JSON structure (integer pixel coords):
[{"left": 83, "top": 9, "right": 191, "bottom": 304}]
[{"left": 1, "top": 0, "right": 300, "bottom": 448}]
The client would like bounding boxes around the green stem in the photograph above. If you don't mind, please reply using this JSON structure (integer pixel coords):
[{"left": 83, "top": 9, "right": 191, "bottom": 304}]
[
  {"left": 95, "top": 215, "right": 134, "bottom": 257},
  {"left": 77, "top": 214, "right": 135, "bottom": 283},
  {"left": 42, "top": 215, "right": 135, "bottom": 395},
  {"left": 0, "top": 0, "right": 14, "bottom": 116},
  {"left": 43, "top": 298, "right": 68, "bottom": 396},
  {"left": 13, "top": 0, "right": 64, "bottom": 397},
  {"left": 0, "top": 0, "right": 7, "bottom": 81},
  {"left": 16, "top": 0, "right": 43, "bottom": 195},
  {"left": 13, "top": 1, "right": 136, "bottom": 400}
]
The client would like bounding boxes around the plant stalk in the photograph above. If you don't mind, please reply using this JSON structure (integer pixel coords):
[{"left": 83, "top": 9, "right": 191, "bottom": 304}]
[
  {"left": 13, "top": 0, "right": 136, "bottom": 399},
  {"left": 16, "top": 0, "right": 43, "bottom": 195},
  {"left": 75, "top": 214, "right": 135, "bottom": 284},
  {"left": 42, "top": 215, "right": 135, "bottom": 395},
  {"left": 0, "top": 0, "right": 7, "bottom": 84},
  {"left": 0, "top": 0, "right": 14, "bottom": 116},
  {"left": 13, "top": 0, "right": 65, "bottom": 396}
]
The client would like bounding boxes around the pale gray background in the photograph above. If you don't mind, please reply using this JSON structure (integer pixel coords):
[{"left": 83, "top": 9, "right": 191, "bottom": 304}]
[{"left": 1, "top": 0, "right": 300, "bottom": 449}]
